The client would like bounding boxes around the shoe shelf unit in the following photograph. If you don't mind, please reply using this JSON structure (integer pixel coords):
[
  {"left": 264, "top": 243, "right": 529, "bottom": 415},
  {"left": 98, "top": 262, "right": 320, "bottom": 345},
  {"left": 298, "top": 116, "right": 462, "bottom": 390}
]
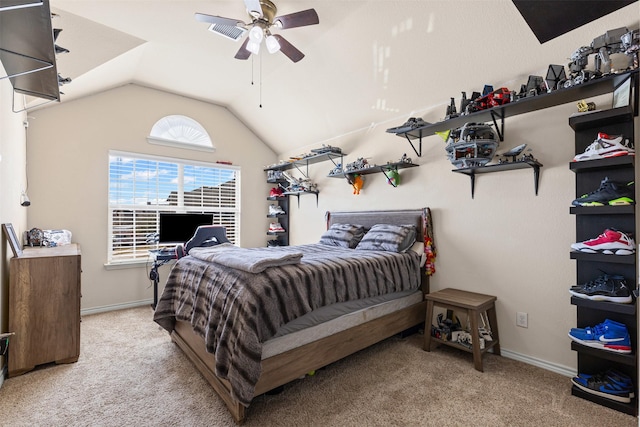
[
  {"left": 265, "top": 151, "right": 345, "bottom": 245},
  {"left": 266, "top": 193, "right": 289, "bottom": 246},
  {"left": 451, "top": 159, "right": 543, "bottom": 198},
  {"left": 568, "top": 93, "right": 638, "bottom": 415},
  {"left": 327, "top": 160, "right": 419, "bottom": 188}
]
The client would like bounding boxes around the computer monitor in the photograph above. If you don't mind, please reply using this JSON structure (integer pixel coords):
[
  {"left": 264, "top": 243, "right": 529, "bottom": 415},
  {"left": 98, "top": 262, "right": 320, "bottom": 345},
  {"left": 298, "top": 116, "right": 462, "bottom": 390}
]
[{"left": 158, "top": 213, "right": 214, "bottom": 245}]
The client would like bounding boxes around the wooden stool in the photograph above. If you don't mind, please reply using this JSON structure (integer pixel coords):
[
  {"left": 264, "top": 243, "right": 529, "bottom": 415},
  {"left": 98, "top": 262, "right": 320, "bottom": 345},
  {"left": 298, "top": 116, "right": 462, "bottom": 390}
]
[{"left": 423, "top": 288, "right": 500, "bottom": 372}]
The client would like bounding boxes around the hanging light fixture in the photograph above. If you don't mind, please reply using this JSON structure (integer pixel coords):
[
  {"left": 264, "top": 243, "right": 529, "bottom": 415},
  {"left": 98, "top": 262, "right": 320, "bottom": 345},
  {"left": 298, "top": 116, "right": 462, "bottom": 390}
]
[
  {"left": 265, "top": 31, "right": 280, "bottom": 53},
  {"left": 246, "top": 25, "right": 263, "bottom": 54}
]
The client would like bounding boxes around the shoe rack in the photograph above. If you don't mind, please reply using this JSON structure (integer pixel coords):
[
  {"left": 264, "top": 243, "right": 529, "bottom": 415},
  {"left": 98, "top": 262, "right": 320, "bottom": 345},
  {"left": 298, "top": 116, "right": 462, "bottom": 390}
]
[
  {"left": 264, "top": 150, "right": 346, "bottom": 246},
  {"left": 266, "top": 172, "right": 290, "bottom": 247},
  {"left": 568, "top": 77, "right": 638, "bottom": 415}
]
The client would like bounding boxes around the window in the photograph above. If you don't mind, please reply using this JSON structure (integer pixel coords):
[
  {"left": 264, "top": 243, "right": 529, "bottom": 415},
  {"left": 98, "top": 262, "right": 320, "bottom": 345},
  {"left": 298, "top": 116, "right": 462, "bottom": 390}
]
[
  {"left": 147, "top": 115, "right": 215, "bottom": 151},
  {"left": 108, "top": 151, "right": 240, "bottom": 264}
]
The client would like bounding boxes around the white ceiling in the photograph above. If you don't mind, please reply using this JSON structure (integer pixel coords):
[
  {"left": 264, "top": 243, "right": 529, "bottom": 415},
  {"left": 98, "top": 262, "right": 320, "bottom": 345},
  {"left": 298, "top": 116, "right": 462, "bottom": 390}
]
[{"left": 46, "top": 0, "right": 639, "bottom": 155}]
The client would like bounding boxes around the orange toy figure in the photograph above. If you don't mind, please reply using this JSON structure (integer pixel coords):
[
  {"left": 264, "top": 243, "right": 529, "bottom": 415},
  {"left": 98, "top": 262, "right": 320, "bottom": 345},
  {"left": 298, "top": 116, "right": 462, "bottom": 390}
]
[{"left": 352, "top": 175, "right": 364, "bottom": 195}]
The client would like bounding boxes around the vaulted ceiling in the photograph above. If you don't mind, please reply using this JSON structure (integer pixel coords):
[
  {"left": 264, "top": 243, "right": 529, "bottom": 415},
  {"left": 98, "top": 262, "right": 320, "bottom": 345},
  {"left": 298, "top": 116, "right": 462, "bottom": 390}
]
[{"left": 30, "top": 1, "right": 640, "bottom": 154}]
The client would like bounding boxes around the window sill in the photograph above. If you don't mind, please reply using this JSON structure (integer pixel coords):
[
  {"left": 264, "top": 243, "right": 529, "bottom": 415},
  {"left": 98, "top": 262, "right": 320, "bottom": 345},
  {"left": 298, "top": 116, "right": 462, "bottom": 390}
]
[{"left": 103, "top": 260, "right": 151, "bottom": 270}]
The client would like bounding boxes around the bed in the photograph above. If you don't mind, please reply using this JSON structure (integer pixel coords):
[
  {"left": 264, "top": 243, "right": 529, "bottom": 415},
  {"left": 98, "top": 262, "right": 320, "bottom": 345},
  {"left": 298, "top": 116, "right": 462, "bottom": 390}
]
[{"left": 153, "top": 208, "right": 434, "bottom": 423}]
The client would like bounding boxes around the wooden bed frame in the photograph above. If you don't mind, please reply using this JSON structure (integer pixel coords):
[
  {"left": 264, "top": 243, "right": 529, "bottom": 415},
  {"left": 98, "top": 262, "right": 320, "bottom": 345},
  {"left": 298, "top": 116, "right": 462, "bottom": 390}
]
[{"left": 169, "top": 209, "right": 430, "bottom": 424}]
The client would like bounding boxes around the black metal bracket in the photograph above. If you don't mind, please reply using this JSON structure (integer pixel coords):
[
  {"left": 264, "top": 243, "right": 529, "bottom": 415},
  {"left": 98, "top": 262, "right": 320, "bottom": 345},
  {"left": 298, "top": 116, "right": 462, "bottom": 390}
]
[
  {"left": 489, "top": 109, "right": 505, "bottom": 141},
  {"left": 380, "top": 166, "right": 399, "bottom": 187},
  {"left": 453, "top": 160, "right": 542, "bottom": 198},
  {"left": 402, "top": 133, "right": 423, "bottom": 157}
]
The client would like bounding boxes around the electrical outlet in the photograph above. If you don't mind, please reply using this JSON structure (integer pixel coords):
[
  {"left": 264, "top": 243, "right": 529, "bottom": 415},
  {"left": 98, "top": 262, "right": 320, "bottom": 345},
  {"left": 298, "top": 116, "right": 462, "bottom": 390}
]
[{"left": 516, "top": 312, "right": 528, "bottom": 328}]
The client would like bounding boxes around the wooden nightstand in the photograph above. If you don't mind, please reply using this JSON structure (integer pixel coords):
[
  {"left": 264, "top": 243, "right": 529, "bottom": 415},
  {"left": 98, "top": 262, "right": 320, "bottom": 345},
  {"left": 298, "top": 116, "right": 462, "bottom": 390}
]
[{"left": 423, "top": 288, "right": 500, "bottom": 372}]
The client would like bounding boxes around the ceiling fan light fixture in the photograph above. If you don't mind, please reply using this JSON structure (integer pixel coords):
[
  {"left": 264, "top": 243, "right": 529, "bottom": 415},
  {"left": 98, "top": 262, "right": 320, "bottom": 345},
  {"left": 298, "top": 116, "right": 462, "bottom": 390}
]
[
  {"left": 246, "top": 39, "right": 261, "bottom": 54},
  {"left": 249, "top": 25, "right": 264, "bottom": 43},
  {"left": 265, "top": 34, "right": 280, "bottom": 53}
]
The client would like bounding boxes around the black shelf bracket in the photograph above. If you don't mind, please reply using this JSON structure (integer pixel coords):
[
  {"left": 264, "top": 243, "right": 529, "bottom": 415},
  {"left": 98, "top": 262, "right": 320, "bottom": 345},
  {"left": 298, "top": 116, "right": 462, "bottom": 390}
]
[
  {"left": 380, "top": 166, "right": 400, "bottom": 187},
  {"left": 402, "top": 133, "right": 423, "bottom": 157},
  {"left": 453, "top": 160, "right": 543, "bottom": 199},
  {"left": 489, "top": 109, "right": 505, "bottom": 141},
  {"left": 285, "top": 191, "right": 319, "bottom": 208}
]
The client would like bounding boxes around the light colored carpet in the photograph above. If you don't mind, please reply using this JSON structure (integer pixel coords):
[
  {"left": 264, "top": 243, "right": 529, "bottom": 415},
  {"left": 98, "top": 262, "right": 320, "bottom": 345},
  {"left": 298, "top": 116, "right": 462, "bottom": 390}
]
[{"left": 0, "top": 306, "right": 636, "bottom": 426}]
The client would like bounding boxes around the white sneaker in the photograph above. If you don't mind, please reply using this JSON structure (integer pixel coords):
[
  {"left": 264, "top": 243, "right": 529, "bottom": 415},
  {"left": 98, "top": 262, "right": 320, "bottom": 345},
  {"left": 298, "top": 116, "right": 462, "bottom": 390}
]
[
  {"left": 268, "top": 222, "right": 285, "bottom": 233},
  {"left": 268, "top": 204, "right": 285, "bottom": 215},
  {"left": 570, "top": 229, "right": 636, "bottom": 255},
  {"left": 573, "top": 132, "right": 634, "bottom": 162}
]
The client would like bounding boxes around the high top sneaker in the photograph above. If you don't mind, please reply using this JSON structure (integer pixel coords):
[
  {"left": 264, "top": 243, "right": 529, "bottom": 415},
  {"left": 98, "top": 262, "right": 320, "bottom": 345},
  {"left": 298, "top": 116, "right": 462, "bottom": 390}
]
[
  {"left": 573, "top": 132, "right": 634, "bottom": 162},
  {"left": 268, "top": 222, "right": 285, "bottom": 233},
  {"left": 570, "top": 229, "right": 635, "bottom": 255},
  {"left": 569, "top": 274, "right": 632, "bottom": 303},
  {"left": 268, "top": 204, "right": 285, "bottom": 215},
  {"left": 269, "top": 187, "right": 284, "bottom": 198},
  {"left": 572, "top": 177, "right": 635, "bottom": 206},
  {"left": 569, "top": 319, "right": 632, "bottom": 354}
]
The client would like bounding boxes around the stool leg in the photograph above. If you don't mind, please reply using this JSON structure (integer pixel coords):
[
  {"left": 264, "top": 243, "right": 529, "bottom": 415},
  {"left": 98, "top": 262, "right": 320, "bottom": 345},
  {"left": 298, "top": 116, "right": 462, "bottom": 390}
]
[
  {"left": 487, "top": 306, "right": 501, "bottom": 356},
  {"left": 469, "top": 309, "right": 483, "bottom": 372},
  {"left": 424, "top": 301, "right": 434, "bottom": 352}
]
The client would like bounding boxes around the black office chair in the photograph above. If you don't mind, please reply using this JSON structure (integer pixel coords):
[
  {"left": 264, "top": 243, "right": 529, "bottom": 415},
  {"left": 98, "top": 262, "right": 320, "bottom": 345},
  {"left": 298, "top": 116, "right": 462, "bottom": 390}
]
[{"left": 175, "top": 225, "right": 230, "bottom": 258}]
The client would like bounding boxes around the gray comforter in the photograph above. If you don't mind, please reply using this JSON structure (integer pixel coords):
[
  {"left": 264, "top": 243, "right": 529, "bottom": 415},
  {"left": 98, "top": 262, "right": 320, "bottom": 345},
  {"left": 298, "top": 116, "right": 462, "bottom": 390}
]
[{"left": 153, "top": 243, "right": 421, "bottom": 406}]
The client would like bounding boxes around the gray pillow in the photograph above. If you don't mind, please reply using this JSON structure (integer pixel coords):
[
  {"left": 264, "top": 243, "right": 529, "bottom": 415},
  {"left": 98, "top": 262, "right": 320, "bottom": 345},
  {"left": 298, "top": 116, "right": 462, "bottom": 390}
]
[
  {"left": 355, "top": 224, "right": 417, "bottom": 253},
  {"left": 319, "top": 223, "right": 366, "bottom": 249}
]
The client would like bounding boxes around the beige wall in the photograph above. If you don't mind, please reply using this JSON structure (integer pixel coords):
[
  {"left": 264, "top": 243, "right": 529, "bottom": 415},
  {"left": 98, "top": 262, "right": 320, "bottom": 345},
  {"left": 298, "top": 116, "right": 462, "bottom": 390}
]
[
  {"left": 280, "top": 91, "right": 637, "bottom": 375},
  {"left": 0, "top": 71, "right": 29, "bottom": 375},
  {"left": 25, "top": 84, "right": 277, "bottom": 311}
]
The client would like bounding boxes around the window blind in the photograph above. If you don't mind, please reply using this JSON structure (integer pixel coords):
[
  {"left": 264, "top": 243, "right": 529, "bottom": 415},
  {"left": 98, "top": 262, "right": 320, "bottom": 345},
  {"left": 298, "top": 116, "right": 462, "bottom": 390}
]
[{"left": 108, "top": 151, "right": 240, "bottom": 263}]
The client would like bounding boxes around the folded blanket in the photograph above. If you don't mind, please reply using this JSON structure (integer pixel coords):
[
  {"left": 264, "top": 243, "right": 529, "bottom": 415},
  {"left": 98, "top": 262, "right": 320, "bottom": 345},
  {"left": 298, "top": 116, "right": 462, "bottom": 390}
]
[{"left": 188, "top": 243, "right": 303, "bottom": 273}]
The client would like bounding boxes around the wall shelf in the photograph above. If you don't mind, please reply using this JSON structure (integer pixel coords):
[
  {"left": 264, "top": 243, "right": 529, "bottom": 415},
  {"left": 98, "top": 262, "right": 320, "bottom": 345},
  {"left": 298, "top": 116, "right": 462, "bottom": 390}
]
[
  {"left": 264, "top": 152, "right": 345, "bottom": 179},
  {"left": 392, "top": 70, "right": 638, "bottom": 144},
  {"left": 451, "top": 159, "right": 542, "bottom": 198},
  {"left": 327, "top": 161, "right": 419, "bottom": 187}
]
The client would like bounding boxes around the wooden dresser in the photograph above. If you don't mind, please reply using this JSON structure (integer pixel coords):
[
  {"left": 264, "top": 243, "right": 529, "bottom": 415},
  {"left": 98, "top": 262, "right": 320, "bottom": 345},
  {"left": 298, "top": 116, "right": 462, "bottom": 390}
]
[{"left": 8, "top": 243, "right": 81, "bottom": 376}]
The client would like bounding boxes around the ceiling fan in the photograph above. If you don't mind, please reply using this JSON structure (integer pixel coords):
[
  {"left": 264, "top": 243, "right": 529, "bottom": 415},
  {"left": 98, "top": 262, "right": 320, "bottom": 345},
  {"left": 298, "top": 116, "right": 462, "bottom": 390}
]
[{"left": 195, "top": 0, "right": 319, "bottom": 63}]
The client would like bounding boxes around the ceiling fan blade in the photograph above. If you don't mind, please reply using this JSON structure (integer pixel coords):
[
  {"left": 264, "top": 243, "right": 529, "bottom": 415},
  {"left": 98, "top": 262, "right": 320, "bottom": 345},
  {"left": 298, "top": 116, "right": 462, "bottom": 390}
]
[
  {"left": 244, "top": 0, "right": 263, "bottom": 18},
  {"left": 273, "top": 34, "right": 304, "bottom": 63},
  {"left": 195, "top": 13, "right": 246, "bottom": 28},
  {"left": 274, "top": 9, "right": 319, "bottom": 29},
  {"left": 234, "top": 38, "right": 251, "bottom": 60}
]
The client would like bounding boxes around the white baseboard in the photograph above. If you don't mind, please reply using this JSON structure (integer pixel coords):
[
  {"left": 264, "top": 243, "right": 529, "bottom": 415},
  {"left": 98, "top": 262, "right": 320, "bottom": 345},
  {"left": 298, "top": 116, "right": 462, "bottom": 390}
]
[
  {"left": 500, "top": 348, "right": 575, "bottom": 378},
  {"left": 81, "top": 299, "right": 153, "bottom": 316}
]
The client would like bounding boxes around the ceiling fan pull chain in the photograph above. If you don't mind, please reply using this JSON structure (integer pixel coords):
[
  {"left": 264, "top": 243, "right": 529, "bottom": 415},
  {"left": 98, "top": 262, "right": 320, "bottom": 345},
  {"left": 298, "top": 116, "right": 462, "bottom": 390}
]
[{"left": 259, "top": 53, "right": 263, "bottom": 108}]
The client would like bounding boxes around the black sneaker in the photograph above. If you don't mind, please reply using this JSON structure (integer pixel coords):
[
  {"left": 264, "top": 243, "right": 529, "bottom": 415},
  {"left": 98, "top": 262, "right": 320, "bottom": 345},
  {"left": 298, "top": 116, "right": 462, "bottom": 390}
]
[
  {"left": 572, "top": 177, "right": 635, "bottom": 206},
  {"left": 569, "top": 274, "right": 632, "bottom": 303},
  {"left": 572, "top": 371, "right": 634, "bottom": 403}
]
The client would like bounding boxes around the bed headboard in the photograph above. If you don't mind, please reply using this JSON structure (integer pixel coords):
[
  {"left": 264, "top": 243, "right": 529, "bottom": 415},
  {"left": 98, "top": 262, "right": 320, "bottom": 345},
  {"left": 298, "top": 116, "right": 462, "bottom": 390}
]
[
  {"left": 326, "top": 208, "right": 432, "bottom": 293},
  {"left": 325, "top": 208, "right": 425, "bottom": 237}
]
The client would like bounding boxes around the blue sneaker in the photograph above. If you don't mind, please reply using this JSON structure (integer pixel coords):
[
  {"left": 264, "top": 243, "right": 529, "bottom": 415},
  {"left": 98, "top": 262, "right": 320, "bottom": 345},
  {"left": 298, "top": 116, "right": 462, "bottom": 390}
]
[
  {"left": 572, "top": 371, "right": 633, "bottom": 403},
  {"left": 578, "top": 369, "right": 635, "bottom": 398},
  {"left": 569, "top": 319, "right": 632, "bottom": 354}
]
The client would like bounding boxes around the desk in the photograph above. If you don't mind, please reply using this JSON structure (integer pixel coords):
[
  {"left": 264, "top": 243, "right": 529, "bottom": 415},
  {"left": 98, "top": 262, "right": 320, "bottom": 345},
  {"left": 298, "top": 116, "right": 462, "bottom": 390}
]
[
  {"left": 423, "top": 288, "right": 501, "bottom": 372},
  {"left": 149, "top": 249, "right": 177, "bottom": 309}
]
